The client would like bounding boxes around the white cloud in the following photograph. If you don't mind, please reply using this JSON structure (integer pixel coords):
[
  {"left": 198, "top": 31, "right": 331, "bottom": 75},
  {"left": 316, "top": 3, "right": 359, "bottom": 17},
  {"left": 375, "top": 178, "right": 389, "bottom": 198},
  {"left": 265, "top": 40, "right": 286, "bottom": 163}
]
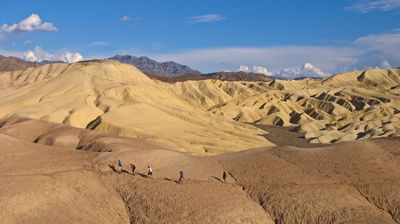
[
  {"left": 61, "top": 52, "right": 83, "bottom": 63},
  {"left": 121, "top": 16, "right": 130, "bottom": 21},
  {"left": 23, "top": 47, "right": 53, "bottom": 61},
  {"left": 347, "top": 0, "right": 400, "bottom": 13},
  {"left": 23, "top": 40, "right": 32, "bottom": 45},
  {"left": 150, "top": 46, "right": 361, "bottom": 74},
  {"left": 23, "top": 50, "right": 37, "bottom": 62},
  {"left": 354, "top": 30, "right": 400, "bottom": 62},
  {"left": 303, "top": 63, "right": 329, "bottom": 76},
  {"left": 381, "top": 60, "right": 392, "bottom": 68},
  {"left": 1, "top": 13, "right": 57, "bottom": 34},
  {"left": 238, "top": 65, "right": 250, "bottom": 72},
  {"left": 189, "top": 14, "right": 225, "bottom": 23},
  {"left": 148, "top": 29, "right": 400, "bottom": 75},
  {"left": 238, "top": 65, "right": 272, "bottom": 76},
  {"left": 277, "top": 63, "right": 329, "bottom": 79},
  {"left": 23, "top": 46, "right": 83, "bottom": 63},
  {"left": 253, "top": 65, "right": 272, "bottom": 76}
]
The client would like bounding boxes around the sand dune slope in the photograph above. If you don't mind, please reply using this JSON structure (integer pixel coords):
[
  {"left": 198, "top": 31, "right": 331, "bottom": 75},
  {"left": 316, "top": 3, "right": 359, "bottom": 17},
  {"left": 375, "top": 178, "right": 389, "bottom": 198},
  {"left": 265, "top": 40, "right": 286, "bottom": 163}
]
[
  {"left": 0, "top": 118, "right": 274, "bottom": 224},
  {"left": 219, "top": 139, "right": 400, "bottom": 223},
  {"left": 0, "top": 61, "right": 271, "bottom": 154},
  {"left": 1, "top": 118, "right": 400, "bottom": 223},
  {"left": 0, "top": 134, "right": 129, "bottom": 224}
]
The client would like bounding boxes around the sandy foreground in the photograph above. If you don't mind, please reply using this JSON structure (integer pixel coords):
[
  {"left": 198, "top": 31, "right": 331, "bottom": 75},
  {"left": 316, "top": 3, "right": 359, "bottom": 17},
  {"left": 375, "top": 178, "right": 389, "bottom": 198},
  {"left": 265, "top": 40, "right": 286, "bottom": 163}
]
[{"left": 1, "top": 117, "right": 400, "bottom": 224}]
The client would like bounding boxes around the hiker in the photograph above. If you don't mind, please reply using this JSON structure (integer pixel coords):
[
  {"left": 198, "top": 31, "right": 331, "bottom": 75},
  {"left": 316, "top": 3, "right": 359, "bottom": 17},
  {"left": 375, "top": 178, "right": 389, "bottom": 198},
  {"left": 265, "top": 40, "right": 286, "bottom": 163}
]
[
  {"left": 131, "top": 164, "right": 136, "bottom": 175},
  {"left": 178, "top": 170, "right": 184, "bottom": 184},
  {"left": 118, "top": 159, "right": 122, "bottom": 173},
  {"left": 147, "top": 165, "right": 153, "bottom": 177},
  {"left": 222, "top": 171, "right": 227, "bottom": 182},
  {"left": 113, "top": 160, "right": 117, "bottom": 171}
]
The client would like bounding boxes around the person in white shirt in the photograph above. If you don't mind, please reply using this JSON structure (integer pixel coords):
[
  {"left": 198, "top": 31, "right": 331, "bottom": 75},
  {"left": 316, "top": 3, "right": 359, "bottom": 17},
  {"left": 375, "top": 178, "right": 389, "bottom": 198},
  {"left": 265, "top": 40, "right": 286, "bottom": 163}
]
[{"left": 147, "top": 165, "right": 153, "bottom": 177}]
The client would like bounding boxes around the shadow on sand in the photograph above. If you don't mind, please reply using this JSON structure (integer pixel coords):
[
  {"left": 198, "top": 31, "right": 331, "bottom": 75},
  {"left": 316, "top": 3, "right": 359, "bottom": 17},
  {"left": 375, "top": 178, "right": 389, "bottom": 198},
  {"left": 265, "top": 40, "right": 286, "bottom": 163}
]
[
  {"left": 108, "top": 165, "right": 184, "bottom": 184},
  {"left": 108, "top": 164, "right": 134, "bottom": 175},
  {"left": 164, "top": 177, "right": 179, "bottom": 184},
  {"left": 212, "top": 176, "right": 224, "bottom": 183}
]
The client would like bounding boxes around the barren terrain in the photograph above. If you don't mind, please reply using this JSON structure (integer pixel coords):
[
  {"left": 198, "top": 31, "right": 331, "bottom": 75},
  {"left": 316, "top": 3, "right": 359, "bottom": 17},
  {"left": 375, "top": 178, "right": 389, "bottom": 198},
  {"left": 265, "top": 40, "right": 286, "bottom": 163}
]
[
  {"left": 1, "top": 117, "right": 400, "bottom": 223},
  {"left": 1, "top": 61, "right": 400, "bottom": 223},
  {"left": 0, "top": 61, "right": 398, "bottom": 152}
]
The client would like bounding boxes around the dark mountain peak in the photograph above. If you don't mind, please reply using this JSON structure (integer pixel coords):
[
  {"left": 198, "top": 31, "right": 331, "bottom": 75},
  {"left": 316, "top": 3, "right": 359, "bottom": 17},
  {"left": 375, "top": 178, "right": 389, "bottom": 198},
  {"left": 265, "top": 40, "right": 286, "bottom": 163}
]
[
  {"left": 39, "top": 60, "right": 66, "bottom": 65},
  {"left": 109, "top": 55, "right": 200, "bottom": 77},
  {"left": 111, "top": 54, "right": 134, "bottom": 60},
  {"left": 0, "top": 55, "right": 38, "bottom": 72}
]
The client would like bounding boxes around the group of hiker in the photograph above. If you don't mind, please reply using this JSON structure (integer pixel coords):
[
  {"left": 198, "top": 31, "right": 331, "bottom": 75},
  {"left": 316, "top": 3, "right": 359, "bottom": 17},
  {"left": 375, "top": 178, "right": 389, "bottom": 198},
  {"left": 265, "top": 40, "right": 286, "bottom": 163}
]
[
  {"left": 114, "top": 159, "right": 228, "bottom": 184},
  {"left": 115, "top": 159, "right": 154, "bottom": 176}
]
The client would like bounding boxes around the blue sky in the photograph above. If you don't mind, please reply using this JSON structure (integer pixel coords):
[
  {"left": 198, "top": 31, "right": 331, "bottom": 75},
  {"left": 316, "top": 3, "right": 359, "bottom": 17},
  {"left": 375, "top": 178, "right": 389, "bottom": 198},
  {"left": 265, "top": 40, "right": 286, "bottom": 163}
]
[{"left": 0, "top": 0, "right": 399, "bottom": 76}]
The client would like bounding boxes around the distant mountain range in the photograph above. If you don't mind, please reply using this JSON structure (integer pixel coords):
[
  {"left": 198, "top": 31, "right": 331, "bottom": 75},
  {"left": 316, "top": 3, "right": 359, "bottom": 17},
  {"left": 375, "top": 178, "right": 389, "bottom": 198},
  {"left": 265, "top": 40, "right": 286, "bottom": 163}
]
[
  {"left": 109, "top": 55, "right": 201, "bottom": 77},
  {"left": 0, "top": 54, "right": 274, "bottom": 82},
  {"left": 0, "top": 55, "right": 67, "bottom": 73},
  {"left": 40, "top": 60, "right": 65, "bottom": 65},
  {"left": 204, "top": 71, "right": 273, "bottom": 82},
  {"left": 0, "top": 55, "right": 38, "bottom": 72},
  {"left": 108, "top": 55, "right": 274, "bottom": 82},
  {"left": 147, "top": 71, "right": 274, "bottom": 83}
]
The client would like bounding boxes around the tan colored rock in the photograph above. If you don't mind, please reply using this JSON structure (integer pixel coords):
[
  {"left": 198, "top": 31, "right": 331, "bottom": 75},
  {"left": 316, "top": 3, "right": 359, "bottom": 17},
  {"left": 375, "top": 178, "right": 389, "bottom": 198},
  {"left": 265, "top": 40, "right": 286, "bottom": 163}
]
[{"left": 0, "top": 61, "right": 272, "bottom": 154}]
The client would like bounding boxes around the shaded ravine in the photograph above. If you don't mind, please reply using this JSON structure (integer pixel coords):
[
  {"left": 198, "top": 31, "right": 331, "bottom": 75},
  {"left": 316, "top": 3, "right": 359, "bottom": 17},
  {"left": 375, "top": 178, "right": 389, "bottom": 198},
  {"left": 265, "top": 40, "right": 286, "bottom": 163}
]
[{"left": 252, "top": 123, "right": 329, "bottom": 148}]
